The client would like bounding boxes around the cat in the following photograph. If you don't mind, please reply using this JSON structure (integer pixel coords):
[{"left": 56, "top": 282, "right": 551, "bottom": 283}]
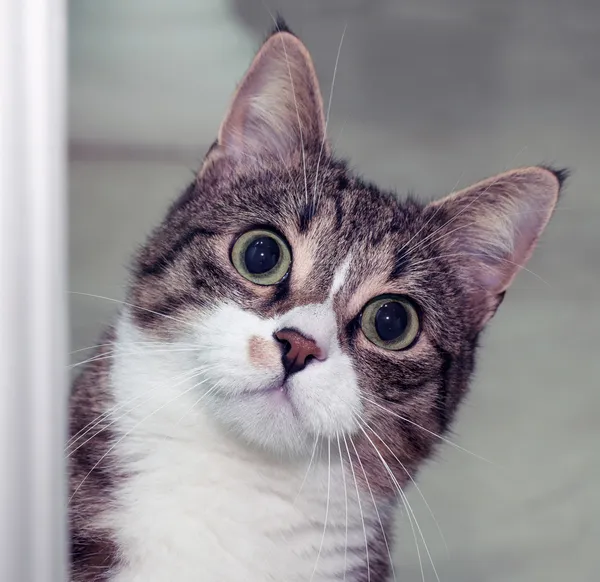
[{"left": 68, "top": 19, "right": 565, "bottom": 582}]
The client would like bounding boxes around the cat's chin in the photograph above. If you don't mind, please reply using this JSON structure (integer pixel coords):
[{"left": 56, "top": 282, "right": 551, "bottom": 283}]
[
  {"left": 237, "top": 382, "right": 289, "bottom": 398},
  {"left": 203, "top": 371, "right": 362, "bottom": 458},
  {"left": 204, "top": 381, "right": 315, "bottom": 457},
  {"left": 237, "top": 381, "right": 297, "bottom": 416}
]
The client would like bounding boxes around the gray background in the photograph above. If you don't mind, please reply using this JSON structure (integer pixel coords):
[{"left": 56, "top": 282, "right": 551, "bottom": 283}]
[{"left": 69, "top": 1, "right": 600, "bottom": 579}]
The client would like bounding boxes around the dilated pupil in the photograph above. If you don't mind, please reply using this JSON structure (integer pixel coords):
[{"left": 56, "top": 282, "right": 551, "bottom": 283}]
[
  {"left": 244, "top": 236, "right": 280, "bottom": 274},
  {"left": 375, "top": 302, "right": 408, "bottom": 341}
]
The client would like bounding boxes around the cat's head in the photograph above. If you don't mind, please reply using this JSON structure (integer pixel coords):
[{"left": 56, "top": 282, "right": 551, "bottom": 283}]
[{"left": 127, "top": 26, "right": 563, "bottom": 482}]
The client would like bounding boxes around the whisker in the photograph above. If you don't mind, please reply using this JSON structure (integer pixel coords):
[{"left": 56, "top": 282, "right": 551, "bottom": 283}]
[
  {"left": 362, "top": 395, "right": 492, "bottom": 463},
  {"left": 348, "top": 435, "right": 398, "bottom": 582},
  {"left": 69, "top": 342, "right": 115, "bottom": 355},
  {"left": 342, "top": 433, "right": 370, "bottom": 582},
  {"left": 67, "top": 366, "right": 219, "bottom": 457},
  {"left": 70, "top": 291, "right": 191, "bottom": 326},
  {"left": 69, "top": 340, "right": 199, "bottom": 356},
  {"left": 174, "top": 377, "right": 227, "bottom": 425},
  {"left": 335, "top": 433, "right": 349, "bottom": 582},
  {"left": 357, "top": 423, "right": 441, "bottom": 582},
  {"left": 364, "top": 434, "right": 425, "bottom": 582},
  {"left": 355, "top": 423, "right": 424, "bottom": 582},
  {"left": 310, "top": 438, "right": 331, "bottom": 581},
  {"left": 69, "top": 375, "right": 212, "bottom": 503},
  {"left": 293, "top": 435, "right": 319, "bottom": 505},
  {"left": 68, "top": 349, "right": 119, "bottom": 370},
  {"left": 312, "top": 23, "right": 347, "bottom": 212},
  {"left": 68, "top": 346, "right": 210, "bottom": 371},
  {"left": 361, "top": 418, "right": 449, "bottom": 556},
  {"left": 67, "top": 357, "right": 220, "bottom": 447},
  {"left": 67, "top": 365, "right": 206, "bottom": 449}
]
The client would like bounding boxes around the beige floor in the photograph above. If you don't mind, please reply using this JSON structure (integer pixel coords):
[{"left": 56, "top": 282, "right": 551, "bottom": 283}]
[{"left": 69, "top": 1, "right": 600, "bottom": 579}]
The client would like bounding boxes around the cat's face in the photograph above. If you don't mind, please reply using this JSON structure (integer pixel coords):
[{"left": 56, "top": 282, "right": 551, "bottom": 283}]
[{"left": 127, "top": 28, "right": 561, "bottom": 485}]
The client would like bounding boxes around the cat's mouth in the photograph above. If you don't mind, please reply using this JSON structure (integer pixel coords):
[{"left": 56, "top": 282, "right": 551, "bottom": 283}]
[
  {"left": 235, "top": 379, "right": 297, "bottom": 408},
  {"left": 244, "top": 381, "right": 288, "bottom": 398}
]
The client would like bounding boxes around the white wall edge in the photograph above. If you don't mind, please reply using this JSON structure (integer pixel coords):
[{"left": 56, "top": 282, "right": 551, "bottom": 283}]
[{"left": 0, "top": 1, "right": 68, "bottom": 580}]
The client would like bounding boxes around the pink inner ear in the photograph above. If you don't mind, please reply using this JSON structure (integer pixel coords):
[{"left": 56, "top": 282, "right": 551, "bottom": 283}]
[
  {"left": 216, "top": 31, "right": 327, "bottom": 165},
  {"left": 431, "top": 166, "right": 561, "bottom": 309}
]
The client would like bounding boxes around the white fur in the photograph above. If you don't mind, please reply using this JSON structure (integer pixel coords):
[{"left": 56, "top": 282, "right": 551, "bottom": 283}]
[
  {"left": 104, "top": 297, "right": 383, "bottom": 582},
  {"left": 188, "top": 299, "right": 362, "bottom": 453},
  {"left": 329, "top": 253, "right": 353, "bottom": 299}
]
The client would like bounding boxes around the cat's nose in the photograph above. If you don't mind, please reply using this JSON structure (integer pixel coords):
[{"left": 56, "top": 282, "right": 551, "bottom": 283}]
[{"left": 274, "top": 328, "right": 325, "bottom": 375}]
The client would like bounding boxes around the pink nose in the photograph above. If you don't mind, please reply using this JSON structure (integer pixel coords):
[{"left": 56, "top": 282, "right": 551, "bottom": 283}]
[{"left": 274, "top": 328, "right": 324, "bottom": 375}]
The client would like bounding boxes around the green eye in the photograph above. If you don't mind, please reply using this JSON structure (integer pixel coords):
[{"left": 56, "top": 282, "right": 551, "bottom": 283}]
[
  {"left": 361, "top": 294, "right": 420, "bottom": 350},
  {"left": 231, "top": 229, "right": 291, "bottom": 286}
]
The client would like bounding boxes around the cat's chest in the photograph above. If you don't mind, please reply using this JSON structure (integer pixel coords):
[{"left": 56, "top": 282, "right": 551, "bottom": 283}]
[{"left": 107, "top": 426, "right": 380, "bottom": 582}]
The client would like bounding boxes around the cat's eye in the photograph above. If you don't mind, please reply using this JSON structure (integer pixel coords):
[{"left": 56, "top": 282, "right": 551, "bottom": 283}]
[
  {"left": 361, "top": 295, "right": 420, "bottom": 350},
  {"left": 231, "top": 229, "right": 292, "bottom": 285}
]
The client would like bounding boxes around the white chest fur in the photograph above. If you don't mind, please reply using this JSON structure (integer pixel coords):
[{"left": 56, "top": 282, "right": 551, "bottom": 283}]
[{"left": 104, "top": 319, "right": 383, "bottom": 582}]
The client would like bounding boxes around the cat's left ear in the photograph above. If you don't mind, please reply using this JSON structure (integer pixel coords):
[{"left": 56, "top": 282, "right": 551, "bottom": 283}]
[
  {"left": 200, "top": 28, "right": 327, "bottom": 176},
  {"left": 430, "top": 166, "right": 565, "bottom": 327}
]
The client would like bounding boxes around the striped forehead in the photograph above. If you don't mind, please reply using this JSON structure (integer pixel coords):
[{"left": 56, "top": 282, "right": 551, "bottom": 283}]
[{"left": 286, "top": 225, "right": 398, "bottom": 300}]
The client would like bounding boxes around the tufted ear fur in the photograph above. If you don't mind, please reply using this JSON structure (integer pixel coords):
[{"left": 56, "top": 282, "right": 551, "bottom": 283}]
[
  {"left": 430, "top": 166, "right": 565, "bottom": 327},
  {"left": 200, "top": 27, "right": 327, "bottom": 176}
]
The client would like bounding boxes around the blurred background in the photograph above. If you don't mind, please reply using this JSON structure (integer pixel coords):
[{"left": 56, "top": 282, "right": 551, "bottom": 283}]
[{"left": 69, "top": 1, "right": 600, "bottom": 580}]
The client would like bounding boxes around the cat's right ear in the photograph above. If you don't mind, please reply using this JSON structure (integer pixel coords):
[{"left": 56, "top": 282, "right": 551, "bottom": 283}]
[
  {"left": 429, "top": 166, "right": 564, "bottom": 328},
  {"left": 199, "top": 29, "right": 328, "bottom": 178}
]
